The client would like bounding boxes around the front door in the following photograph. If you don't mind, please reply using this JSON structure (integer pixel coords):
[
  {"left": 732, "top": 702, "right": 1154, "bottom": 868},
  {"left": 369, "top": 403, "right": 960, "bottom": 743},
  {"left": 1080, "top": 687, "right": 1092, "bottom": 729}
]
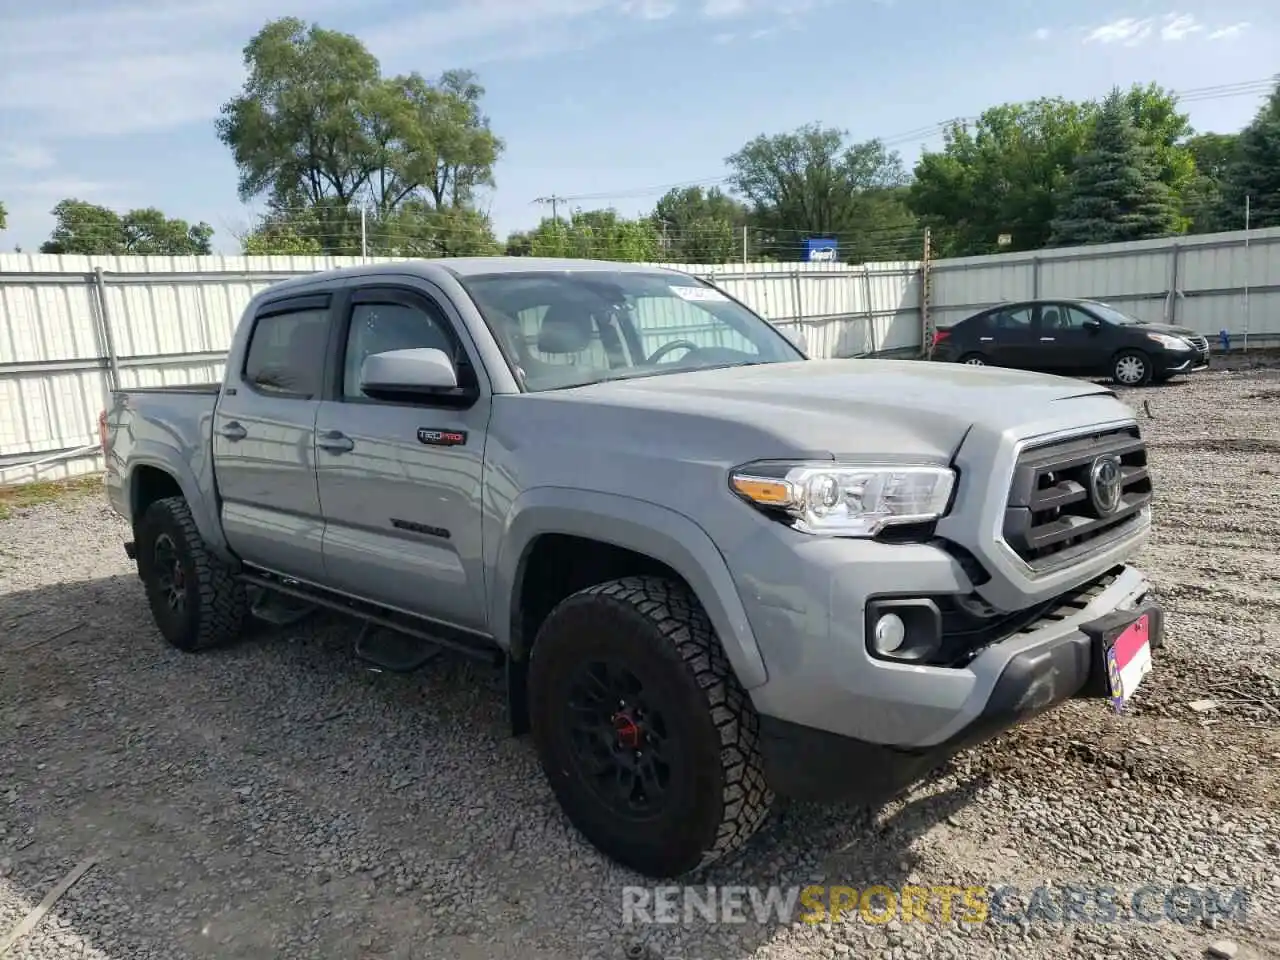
[
  {"left": 1044, "top": 304, "right": 1108, "bottom": 375},
  {"left": 314, "top": 283, "right": 492, "bottom": 634},
  {"left": 211, "top": 294, "right": 331, "bottom": 582}
]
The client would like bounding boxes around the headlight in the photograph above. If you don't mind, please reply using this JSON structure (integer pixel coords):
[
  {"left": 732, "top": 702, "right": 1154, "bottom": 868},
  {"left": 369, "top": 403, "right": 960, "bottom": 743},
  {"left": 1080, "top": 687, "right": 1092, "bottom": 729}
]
[
  {"left": 729, "top": 461, "right": 956, "bottom": 536},
  {"left": 1147, "top": 333, "right": 1190, "bottom": 351}
]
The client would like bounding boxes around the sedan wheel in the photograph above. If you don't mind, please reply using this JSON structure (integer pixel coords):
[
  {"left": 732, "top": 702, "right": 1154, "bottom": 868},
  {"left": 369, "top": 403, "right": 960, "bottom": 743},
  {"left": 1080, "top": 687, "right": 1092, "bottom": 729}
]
[
  {"left": 959, "top": 353, "right": 986, "bottom": 366},
  {"left": 1112, "top": 350, "right": 1151, "bottom": 387}
]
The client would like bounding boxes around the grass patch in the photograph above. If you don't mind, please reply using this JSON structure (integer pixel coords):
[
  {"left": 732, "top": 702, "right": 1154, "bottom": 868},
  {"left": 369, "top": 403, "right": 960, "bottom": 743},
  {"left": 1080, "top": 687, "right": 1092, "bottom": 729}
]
[{"left": 0, "top": 475, "right": 103, "bottom": 520}]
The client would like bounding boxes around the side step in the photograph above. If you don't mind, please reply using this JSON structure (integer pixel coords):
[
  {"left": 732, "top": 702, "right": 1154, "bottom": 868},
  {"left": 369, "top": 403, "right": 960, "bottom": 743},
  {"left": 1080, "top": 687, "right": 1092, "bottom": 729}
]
[
  {"left": 250, "top": 590, "right": 317, "bottom": 627},
  {"left": 238, "top": 570, "right": 501, "bottom": 667},
  {"left": 354, "top": 623, "right": 443, "bottom": 673}
]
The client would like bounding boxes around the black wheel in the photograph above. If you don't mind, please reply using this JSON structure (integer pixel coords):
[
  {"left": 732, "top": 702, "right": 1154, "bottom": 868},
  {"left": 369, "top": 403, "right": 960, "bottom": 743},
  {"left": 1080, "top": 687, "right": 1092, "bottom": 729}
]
[
  {"left": 957, "top": 352, "right": 987, "bottom": 366},
  {"left": 1112, "top": 349, "right": 1153, "bottom": 387},
  {"left": 135, "top": 496, "right": 248, "bottom": 652},
  {"left": 528, "top": 576, "right": 772, "bottom": 878}
]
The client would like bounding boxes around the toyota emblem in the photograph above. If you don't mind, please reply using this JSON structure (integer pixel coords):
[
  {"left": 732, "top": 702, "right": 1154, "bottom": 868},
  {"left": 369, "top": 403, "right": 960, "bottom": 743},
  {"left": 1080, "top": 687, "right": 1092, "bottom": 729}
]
[{"left": 1089, "top": 455, "right": 1123, "bottom": 515}]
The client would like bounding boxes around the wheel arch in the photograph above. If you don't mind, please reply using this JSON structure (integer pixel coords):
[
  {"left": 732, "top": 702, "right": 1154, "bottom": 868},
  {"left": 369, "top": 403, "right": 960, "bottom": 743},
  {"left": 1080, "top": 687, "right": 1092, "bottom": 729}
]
[{"left": 494, "top": 488, "right": 769, "bottom": 691}]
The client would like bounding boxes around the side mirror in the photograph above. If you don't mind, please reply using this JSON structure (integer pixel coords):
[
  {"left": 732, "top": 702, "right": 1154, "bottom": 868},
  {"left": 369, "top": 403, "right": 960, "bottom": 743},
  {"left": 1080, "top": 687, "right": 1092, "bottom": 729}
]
[
  {"left": 360, "top": 348, "right": 459, "bottom": 396},
  {"left": 1082, "top": 318, "right": 1101, "bottom": 332}
]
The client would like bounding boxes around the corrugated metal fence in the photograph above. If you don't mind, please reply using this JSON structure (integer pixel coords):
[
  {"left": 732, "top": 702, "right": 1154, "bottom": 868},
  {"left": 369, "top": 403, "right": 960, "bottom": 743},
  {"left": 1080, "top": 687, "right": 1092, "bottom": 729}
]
[
  {"left": 2, "top": 225, "right": 1277, "bottom": 485},
  {"left": 0, "top": 254, "right": 923, "bottom": 482}
]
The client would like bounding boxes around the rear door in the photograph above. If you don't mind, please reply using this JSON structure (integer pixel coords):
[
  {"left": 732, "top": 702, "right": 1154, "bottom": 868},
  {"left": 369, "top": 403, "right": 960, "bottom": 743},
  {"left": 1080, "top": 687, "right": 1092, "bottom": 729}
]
[
  {"left": 212, "top": 293, "right": 332, "bottom": 582},
  {"left": 313, "top": 282, "right": 493, "bottom": 634},
  {"left": 988, "top": 304, "right": 1039, "bottom": 368}
]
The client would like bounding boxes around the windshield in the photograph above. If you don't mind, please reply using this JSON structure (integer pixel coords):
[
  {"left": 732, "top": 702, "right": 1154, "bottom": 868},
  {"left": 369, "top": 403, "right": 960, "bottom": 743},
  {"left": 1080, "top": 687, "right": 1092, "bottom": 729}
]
[
  {"left": 1085, "top": 301, "right": 1145, "bottom": 326},
  {"left": 460, "top": 270, "right": 804, "bottom": 391}
]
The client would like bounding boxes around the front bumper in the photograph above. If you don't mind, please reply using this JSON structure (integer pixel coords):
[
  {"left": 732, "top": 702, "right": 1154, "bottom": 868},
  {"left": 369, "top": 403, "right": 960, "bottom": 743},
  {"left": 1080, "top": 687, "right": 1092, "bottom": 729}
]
[
  {"left": 759, "top": 585, "right": 1164, "bottom": 803},
  {"left": 1153, "top": 347, "right": 1210, "bottom": 376}
]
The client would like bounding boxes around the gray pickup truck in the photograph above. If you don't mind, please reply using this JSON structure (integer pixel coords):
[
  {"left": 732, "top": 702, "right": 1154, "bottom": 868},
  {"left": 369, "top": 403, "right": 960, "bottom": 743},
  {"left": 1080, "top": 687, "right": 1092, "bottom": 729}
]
[{"left": 103, "top": 257, "right": 1163, "bottom": 879}]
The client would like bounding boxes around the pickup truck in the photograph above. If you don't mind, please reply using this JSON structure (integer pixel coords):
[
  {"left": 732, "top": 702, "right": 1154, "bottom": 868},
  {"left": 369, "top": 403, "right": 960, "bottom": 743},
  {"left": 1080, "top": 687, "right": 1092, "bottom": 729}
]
[{"left": 102, "top": 257, "right": 1163, "bottom": 879}]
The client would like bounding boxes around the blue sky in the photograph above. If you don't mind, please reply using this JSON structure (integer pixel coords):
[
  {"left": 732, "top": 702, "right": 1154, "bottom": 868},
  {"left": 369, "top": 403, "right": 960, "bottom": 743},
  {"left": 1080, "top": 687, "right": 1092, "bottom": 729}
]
[{"left": 0, "top": 0, "right": 1274, "bottom": 254}]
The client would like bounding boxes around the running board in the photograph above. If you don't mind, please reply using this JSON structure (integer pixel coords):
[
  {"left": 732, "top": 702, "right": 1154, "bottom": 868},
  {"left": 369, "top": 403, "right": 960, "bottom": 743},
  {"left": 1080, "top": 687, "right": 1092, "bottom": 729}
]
[{"left": 237, "top": 571, "right": 500, "bottom": 666}]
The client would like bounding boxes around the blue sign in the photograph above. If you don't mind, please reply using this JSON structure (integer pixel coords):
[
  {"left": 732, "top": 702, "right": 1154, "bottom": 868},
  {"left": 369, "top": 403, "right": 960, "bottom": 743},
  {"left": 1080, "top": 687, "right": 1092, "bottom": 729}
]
[{"left": 805, "top": 238, "right": 838, "bottom": 263}]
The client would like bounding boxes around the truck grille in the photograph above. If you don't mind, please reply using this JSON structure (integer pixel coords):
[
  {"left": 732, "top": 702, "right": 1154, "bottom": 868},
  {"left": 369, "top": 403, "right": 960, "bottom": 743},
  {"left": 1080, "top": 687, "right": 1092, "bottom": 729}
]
[{"left": 1002, "top": 427, "right": 1151, "bottom": 573}]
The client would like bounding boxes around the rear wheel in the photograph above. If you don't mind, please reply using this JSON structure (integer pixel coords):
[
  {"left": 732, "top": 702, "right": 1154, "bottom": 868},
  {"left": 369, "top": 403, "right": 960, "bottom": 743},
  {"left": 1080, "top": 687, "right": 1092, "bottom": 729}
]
[
  {"left": 1112, "top": 349, "right": 1153, "bottom": 387},
  {"left": 958, "top": 352, "right": 987, "bottom": 366},
  {"left": 135, "top": 496, "right": 248, "bottom": 652},
  {"left": 528, "top": 576, "right": 772, "bottom": 878}
]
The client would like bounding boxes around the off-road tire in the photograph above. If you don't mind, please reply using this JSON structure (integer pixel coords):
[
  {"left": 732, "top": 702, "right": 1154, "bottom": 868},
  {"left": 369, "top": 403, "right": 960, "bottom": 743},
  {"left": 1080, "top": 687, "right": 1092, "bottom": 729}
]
[
  {"left": 1112, "top": 349, "right": 1153, "bottom": 387},
  {"left": 528, "top": 575, "right": 773, "bottom": 879},
  {"left": 135, "top": 496, "right": 248, "bottom": 652}
]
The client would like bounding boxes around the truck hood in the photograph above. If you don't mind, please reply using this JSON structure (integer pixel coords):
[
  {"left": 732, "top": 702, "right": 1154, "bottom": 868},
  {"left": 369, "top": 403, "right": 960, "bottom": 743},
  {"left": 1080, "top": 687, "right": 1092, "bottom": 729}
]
[{"left": 553, "top": 359, "right": 1120, "bottom": 463}]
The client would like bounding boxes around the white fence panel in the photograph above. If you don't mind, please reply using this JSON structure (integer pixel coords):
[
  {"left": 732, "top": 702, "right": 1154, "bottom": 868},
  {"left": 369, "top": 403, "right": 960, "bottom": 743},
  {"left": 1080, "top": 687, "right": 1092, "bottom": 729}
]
[{"left": 3, "top": 227, "right": 1277, "bottom": 485}]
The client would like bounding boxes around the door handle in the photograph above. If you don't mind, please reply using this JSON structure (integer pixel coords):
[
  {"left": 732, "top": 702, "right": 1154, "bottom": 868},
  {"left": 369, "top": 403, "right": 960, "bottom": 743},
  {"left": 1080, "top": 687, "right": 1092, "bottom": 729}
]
[
  {"left": 979, "top": 337, "right": 994, "bottom": 342},
  {"left": 317, "top": 431, "right": 354, "bottom": 454},
  {"left": 218, "top": 421, "right": 247, "bottom": 441},
  {"left": 1039, "top": 337, "right": 1055, "bottom": 341}
]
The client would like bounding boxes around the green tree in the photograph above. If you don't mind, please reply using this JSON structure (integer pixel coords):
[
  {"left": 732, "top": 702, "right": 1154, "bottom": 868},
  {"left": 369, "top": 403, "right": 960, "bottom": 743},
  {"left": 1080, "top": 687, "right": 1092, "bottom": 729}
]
[
  {"left": 726, "top": 125, "right": 918, "bottom": 261},
  {"left": 909, "top": 98, "right": 1096, "bottom": 255},
  {"left": 1220, "top": 78, "right": 1280, "bottom": 230},
  {"left": 370, "top": 202, "right": 500, "bottom": 257},
  {"left": 909, "top": 85, "right": 1195, "bottom": 255},
  {"left": 216, "top": 17, "right": 503, "bottom": 256},
  {"left": 649, "top": 186, "right": 747, "bottom": 263},
  {"left": 1048, "top": 89, "right": 1178, "bottom": 247},
  {"left": 39, "top": 199, "right": 213, "bottom": 255},
  {"left": 0, "top": 201, "right": 7, "bottom": 232},
  {"left": 1182, "top": 132, "right": 1240, "bottom": 232},
  {"left": 519, "top": 209, "right": 659, "bottom": 261}
]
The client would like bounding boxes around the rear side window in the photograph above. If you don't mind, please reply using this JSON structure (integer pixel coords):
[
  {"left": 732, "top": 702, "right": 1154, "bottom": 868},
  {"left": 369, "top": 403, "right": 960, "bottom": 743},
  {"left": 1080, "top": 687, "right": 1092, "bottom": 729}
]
[{"left": 243, "top": 308, "right": 329, "bottom": 398}]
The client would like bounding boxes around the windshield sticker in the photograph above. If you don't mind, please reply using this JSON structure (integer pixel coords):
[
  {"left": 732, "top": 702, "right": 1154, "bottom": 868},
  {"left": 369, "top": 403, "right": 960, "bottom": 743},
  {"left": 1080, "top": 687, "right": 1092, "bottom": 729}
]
[{"left": 670, "top": 285, "right": 729, "bottom": 302}]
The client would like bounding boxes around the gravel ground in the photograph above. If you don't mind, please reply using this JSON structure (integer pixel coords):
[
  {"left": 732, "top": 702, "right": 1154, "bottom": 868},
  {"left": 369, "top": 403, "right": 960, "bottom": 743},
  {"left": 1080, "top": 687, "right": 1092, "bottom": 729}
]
[{"left": 2, "top": 363, "right": 1279, "bottom": 960}]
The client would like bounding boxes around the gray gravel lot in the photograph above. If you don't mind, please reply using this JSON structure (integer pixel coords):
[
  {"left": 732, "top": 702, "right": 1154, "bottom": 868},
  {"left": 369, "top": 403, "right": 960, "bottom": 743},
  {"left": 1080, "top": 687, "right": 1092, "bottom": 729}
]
[{"left": 2, "top": 363, "right": 1279, "bottom": 960}]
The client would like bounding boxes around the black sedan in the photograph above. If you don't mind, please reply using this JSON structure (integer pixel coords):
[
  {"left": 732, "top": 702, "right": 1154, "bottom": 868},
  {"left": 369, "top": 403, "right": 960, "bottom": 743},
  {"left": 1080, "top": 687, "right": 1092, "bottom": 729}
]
[{"left": 931, "top": 298, "right": 1210, "bottom": 386}]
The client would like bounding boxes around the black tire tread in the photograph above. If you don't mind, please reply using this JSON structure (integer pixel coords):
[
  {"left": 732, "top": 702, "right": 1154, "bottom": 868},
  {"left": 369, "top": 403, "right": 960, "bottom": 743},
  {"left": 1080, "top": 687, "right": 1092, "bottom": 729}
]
[
  {"left": 138, "top": 496, "right": 247, "bottom": 651},
  {"left": 549, "top": 575, "right": 773, "bottom": 872}
]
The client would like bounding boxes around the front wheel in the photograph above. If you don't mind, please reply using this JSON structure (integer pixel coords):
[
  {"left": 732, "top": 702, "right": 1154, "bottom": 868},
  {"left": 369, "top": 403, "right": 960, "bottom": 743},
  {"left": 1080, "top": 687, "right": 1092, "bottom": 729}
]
[
  {"left": 1112, "top": 349, "right": 1153, "bottom": 387},
  {"left": 135, "top": 496, "right": 248, "bottom": 652},
  {"left": 528, "top": 576, "right": 773, "bottom": 879},
  {"left": 958, "top": 352, "right": 987, "bottom": 366}
]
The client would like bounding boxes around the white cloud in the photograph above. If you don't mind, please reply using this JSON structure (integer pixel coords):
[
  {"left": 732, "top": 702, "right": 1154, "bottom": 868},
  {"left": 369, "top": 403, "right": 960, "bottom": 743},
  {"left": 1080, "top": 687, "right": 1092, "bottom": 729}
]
[
  {"left": 1032, "top": 27, "right": 1051, "bottom": 40},
  {"left": 0, "top": 0, "right": 707, "bottom": 140},
  {"left": 1207, "top": 21, "right": 1249, "bottom": 40},
  {"left": 1160, "top": 13, "right": 1202, "bottom": 41},
  {"left": 1084, "top": 16, "right": 1155, "bottom": 45},
  {"left": 701, "top": 0, "right": 748, "bottom": 17},
  {"left": 0, "top": 145, "right": 57, "bottom": 172},
  {"left": 712, "top": 30, "right": 736, "bottom": 43}
]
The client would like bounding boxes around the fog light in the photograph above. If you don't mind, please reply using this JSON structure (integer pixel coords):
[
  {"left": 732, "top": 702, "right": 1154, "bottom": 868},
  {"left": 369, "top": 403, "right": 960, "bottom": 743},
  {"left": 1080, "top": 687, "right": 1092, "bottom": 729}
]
[
  {"left": 873, "top": 613, "right": 907, "bottom": 654},
  {"left": 864, "top": 598, "right": 943, "bottom": 663}
]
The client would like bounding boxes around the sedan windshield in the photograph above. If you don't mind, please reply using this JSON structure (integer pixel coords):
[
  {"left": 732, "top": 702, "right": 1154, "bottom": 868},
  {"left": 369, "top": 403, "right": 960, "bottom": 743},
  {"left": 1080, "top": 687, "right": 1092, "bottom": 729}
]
[
  {"left": 1086, "top": 301, "right": 1146, "bottom": 326},
  {"left": 460, "top": 270, "right": 804, "bottom": 391}
]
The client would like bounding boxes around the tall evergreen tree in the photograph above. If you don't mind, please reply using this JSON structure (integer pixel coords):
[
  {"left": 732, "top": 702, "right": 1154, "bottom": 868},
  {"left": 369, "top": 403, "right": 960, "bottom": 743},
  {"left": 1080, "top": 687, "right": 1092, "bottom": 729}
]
[
  {"left": 1048, "top": 89, "right": 1178, "bottom": 246},
  {"left": 1219, "top": 78, "right": 1280, "bottom": 230}
]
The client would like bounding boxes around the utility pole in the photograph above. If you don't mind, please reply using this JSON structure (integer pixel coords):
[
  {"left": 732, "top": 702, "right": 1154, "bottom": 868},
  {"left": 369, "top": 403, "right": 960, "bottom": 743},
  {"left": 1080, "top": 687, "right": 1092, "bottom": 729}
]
[
  {"left": 921, "top": 227, "right": 934, "bottom": 359},
  {"left": 1243, "top": 195, "right": 1251, "bottom": 353},
  {"left": 534, "top": 195, "right": 567, "bottom": 223}
]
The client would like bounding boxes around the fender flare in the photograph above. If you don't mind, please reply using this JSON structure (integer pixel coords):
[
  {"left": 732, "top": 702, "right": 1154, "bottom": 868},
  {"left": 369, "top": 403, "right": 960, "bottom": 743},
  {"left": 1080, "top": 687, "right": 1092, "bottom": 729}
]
[
  {"left": 125, "top": 451, "right": 231, "bottom": 559},
  {"left": 492, "top": 487, "right": 769, "bottom": 690}
]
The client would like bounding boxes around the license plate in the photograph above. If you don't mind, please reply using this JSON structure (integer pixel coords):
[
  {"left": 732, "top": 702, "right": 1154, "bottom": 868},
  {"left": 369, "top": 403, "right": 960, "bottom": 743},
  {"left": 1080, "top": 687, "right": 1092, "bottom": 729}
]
[{"left": 1105, "top": 614, "right": 1153, "bottom": 712}]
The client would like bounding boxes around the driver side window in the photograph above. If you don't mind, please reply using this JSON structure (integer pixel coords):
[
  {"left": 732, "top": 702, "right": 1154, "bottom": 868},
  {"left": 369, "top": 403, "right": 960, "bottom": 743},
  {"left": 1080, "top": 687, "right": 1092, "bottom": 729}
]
[{"left": 342, "top": 300, "right": 456, "bottom": 399}]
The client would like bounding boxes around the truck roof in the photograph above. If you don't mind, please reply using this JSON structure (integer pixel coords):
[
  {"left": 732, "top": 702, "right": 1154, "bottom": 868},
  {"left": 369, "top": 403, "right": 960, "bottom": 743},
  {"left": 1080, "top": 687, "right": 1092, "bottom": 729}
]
[{"left": 260, "top": 257, "right": 685, "bottom": 300}]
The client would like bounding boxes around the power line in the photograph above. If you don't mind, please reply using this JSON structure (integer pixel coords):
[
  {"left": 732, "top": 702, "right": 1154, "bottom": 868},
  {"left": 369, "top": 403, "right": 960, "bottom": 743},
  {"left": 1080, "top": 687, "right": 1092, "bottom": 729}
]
[{"left": 541, "top": 76, "right": 1276, "bottom": 206}]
